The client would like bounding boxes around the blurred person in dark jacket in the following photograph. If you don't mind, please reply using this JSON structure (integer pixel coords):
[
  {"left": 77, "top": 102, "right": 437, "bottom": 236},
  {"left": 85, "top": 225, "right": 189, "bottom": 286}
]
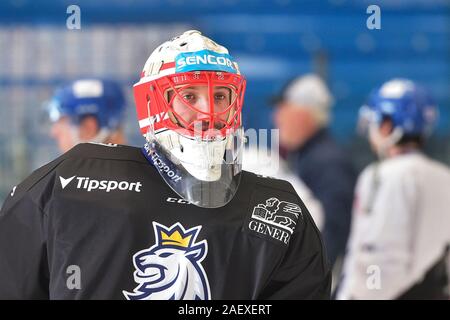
[{"left": 271, "top": 74, "right": 357, "bottom": 267}]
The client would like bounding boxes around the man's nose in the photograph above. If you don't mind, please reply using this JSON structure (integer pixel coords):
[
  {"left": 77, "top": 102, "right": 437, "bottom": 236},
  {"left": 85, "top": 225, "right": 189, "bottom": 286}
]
[{"left": 193, "top": 96, "right": 210, "bottom": 115}]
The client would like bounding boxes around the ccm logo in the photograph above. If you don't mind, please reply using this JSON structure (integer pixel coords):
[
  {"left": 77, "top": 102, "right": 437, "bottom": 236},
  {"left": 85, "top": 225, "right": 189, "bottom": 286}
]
[{"left": 166, "top": 197, "right": 195, "bottom": 205}]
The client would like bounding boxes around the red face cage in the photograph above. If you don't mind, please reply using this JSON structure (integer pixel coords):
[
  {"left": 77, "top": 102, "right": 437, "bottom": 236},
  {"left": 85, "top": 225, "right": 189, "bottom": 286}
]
[{"left": 134, "top": 71, "right": 246, "bottom": 140}]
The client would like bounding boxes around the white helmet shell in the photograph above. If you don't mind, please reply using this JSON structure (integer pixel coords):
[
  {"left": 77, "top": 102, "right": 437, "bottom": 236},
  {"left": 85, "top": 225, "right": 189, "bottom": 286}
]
[{"left": 139, "top": 30, "right": 240, "bottom": 82}]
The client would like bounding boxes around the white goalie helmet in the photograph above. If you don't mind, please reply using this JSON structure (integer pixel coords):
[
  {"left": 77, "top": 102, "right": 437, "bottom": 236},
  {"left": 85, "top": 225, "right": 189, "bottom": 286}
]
[{"left": 134, "top": 30, "right": 247, "bottom": 208}]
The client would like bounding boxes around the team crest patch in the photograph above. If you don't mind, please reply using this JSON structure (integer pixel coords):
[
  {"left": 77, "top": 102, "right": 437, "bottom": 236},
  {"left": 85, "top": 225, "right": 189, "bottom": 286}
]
[
  {"left": 123, "top": 222, "right": 211, "bottom": 300},
  {"left": 248, "top": 197, "right": 302, "bottom": 245}
]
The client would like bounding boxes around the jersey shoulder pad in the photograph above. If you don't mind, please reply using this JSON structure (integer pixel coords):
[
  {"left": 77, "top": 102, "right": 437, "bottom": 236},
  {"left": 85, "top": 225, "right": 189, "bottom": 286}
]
[
  {"left": 63, "top": 143, "right": 144, "bottom": 162},
  {"left": 1, "top": 151, "right": 68, "bottom": 212},
  {"left": 248, "top": 171, "right": 298, "bottom": 195},
  {"left": 2, "top": 143, "right": 143, "bottom": 212}
]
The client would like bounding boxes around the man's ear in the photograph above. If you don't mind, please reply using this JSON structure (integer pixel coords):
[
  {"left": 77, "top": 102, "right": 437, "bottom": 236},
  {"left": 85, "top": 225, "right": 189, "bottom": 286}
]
[{"left": 78, "top": 115, "right": 100, "bottom": 140}]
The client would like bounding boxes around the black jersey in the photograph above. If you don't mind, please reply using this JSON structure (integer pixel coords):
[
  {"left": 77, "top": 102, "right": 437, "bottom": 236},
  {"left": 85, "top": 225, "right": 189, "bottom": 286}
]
[{"left": 0, "top": 143, "right": 330, "bottom": 300}]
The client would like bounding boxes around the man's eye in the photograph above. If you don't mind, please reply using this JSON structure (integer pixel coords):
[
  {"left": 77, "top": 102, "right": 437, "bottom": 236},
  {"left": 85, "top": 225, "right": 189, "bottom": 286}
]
[
  {"left": 183, "top": 94, "right": 194, "bottom": 101},
  {"left": 215, "top": 94, "right": 226, "bottom": 101}
]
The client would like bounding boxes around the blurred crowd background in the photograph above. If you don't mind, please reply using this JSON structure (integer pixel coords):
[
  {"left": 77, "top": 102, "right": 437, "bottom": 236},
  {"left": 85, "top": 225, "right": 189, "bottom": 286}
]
[{"left": 0, "top": 0, "right": 448, "bottom": 202}]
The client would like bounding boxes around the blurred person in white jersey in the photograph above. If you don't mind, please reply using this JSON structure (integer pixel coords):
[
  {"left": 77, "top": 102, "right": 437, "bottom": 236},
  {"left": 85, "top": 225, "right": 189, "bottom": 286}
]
[{"left": 337, "top": 79, "right": 450, "bottom": 300}]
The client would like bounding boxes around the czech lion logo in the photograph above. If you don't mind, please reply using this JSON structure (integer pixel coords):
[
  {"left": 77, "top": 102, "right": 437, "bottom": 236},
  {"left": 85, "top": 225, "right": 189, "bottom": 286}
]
[{"left": 123, "top": 222, "right": 211, "bottom": 300}]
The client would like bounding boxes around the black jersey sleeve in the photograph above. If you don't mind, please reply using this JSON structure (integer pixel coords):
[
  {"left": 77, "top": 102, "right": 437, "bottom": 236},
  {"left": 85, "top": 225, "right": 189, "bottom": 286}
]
[
  {"left": 0, "top": 153, "right": 67, "bottom": 299},
  {"left": 0, "top": 143, "right": 152, "bottom": 300},
  {"left": 0, "top": 192, "right": 49, "bottom": 299},
  {"left": 257, "top": 180, "right": 331, "bottom": 300}
]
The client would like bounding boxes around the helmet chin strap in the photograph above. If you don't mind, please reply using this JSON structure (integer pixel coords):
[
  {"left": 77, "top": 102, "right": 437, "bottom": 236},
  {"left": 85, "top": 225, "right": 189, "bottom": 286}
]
[{"left": 369, "top": 124, "right": 404, "bottom": 159}]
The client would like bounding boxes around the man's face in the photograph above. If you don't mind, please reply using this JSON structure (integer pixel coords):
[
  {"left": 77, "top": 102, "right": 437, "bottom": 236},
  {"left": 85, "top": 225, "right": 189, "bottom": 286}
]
[
  {"left": 50, "top": 117, "right": 77, "bottom": 152},
  {"left": 368, "top": 119, "right": 394, "bottom": 154},
  {"left": 273, "top": 102, "right": 316, "bottom": 151},
  {"left": 50, "top": 116, "right": 100, "bottom": 152},
  {"left": 168, "top": 85, "right": 233, "bottom": 132}
]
